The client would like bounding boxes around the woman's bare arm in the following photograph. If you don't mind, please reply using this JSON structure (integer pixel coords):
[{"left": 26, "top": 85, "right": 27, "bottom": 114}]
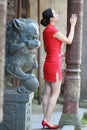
[{"left": 53, "top": 14, "right": 77, "bottom": 44}]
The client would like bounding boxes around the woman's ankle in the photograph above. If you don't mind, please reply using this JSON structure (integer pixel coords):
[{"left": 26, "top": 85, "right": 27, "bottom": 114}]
[{"left": 45, "top": 118, "right": 50, "bottom": 123}]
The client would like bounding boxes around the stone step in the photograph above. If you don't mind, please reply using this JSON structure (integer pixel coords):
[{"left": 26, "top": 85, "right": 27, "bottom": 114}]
[
  {"left": 62, "top": 125, "right": 75, "bottom": 130},
  {"left": 33, "top": 128, "right": 61, "bottom": 130},
  {"left": 33, "top": 125, "right": 74, "bottom": 130},
  {"left": 33, "top": 126, "right": 87, "bottom": 130},
  {"left": 82, "top": 126, "right": 87, "bottom": 130}
]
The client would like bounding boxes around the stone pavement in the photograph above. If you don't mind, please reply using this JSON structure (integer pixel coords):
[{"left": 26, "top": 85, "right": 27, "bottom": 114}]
[{"left": 31, "top": 101, "right": 87, "bottom": 130}]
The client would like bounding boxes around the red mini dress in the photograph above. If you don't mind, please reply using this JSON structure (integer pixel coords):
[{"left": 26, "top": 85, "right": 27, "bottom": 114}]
[{"left": 43, "top": 24, "right": 62, "bottom": 82}]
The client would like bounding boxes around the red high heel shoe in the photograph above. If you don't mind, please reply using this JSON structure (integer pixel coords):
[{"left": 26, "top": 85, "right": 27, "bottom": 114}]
[{"left": 42, "top": 120, "right": 60, "bottom": 129}]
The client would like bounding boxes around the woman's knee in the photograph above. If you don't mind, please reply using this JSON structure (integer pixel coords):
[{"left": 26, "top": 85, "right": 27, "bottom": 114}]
[{"left": 50, "top": 82, "right": 61, "bottom": 98}]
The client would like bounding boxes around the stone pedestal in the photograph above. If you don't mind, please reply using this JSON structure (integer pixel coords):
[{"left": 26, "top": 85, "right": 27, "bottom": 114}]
[{"left": 1, "top": 89, "right": 34, "bottom": 130}]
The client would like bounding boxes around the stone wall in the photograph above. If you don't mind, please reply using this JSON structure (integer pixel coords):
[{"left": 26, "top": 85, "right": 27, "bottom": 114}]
[{"left": 80, "top": 0, "right": 87, "bottom": 100}]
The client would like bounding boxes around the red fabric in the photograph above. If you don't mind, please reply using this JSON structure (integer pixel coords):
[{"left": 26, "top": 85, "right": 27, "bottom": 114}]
[{"left": 43, "top": 24, "right": 62, "bottom": 82}]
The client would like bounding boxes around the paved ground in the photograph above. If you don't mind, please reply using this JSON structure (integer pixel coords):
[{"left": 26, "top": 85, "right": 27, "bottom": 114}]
[{"left": 31, "top": 101, "right": 87, "bottom": 130}]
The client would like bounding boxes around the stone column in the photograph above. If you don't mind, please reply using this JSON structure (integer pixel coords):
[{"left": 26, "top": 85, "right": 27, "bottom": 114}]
[
  {"left": 0, "top": 0, "right": 7, "bottom": 122},
  {"left": 59, "top": 0, "right": 83, "bottom": 130}
]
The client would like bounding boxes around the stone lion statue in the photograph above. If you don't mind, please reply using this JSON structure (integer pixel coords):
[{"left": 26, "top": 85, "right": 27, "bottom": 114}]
[{"left": 5, "top": 18, "right": 41, "bottom": 92}]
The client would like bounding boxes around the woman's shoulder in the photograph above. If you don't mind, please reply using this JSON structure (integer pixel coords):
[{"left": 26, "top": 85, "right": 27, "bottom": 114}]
[
  {"left": 48, "top": 25, "right": 59, "bottom": 35},
  {"left": 43, "top": 25, "right": 59, "bottom": 36}
]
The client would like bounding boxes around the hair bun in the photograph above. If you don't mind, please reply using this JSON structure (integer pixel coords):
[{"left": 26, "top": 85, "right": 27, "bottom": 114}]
[{"left": 40, "top": 19, "right": 48, "bottom": 26}]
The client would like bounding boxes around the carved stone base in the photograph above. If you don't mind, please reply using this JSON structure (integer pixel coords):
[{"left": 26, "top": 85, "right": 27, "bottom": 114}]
[
  {"left": 1, "top": 89, "right": 34, "bottom": 130},
  {"left": 59, "top": 113, "right": 82, "bottom": 130}
]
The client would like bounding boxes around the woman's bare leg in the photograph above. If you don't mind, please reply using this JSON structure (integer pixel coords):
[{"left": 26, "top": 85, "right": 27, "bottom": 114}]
[
  {"left": 42, "top": 80, "right": 51, "bottom": 120},
  {"left": 45, "top": 73, "right": 62, "bottom": 122}
]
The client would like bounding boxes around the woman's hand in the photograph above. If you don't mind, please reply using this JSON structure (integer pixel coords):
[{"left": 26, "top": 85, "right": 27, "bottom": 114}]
[{"left": 70, "top": 14, "right": 77, "bottom": 26}]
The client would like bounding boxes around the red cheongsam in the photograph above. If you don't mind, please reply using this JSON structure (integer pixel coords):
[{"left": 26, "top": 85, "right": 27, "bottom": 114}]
[{"left": 43, "top": 24, "right": 62, "bottom": 82}]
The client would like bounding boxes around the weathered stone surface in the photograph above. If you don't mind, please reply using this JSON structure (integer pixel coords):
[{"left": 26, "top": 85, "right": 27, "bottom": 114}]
[
  {"left": 3, "top": 17, "right": 40, "bottom": 130},
  {"left": 81, "top": 0, "right": 87, "bottom": 100},
  {"left": 62, "top": 125, "right": 75, "bottom": 130},
  {"left": 59, "top": 0, "right": 83, "bottom": 130},
  {"left": 5, "top": 18, "right": 40, "bottom": 92},
  {"left": 0, "top": 0, "right": 7, "bottom": 122},
  {"left": 59, "top": 113, "right": 82, "bottom": 130},
  {"left": 1, "top": 90, "right": 34, "bottom": 130}
]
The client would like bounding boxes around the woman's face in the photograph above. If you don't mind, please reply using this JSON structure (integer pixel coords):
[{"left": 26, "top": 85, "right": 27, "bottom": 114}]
[{"left": 52, "top": 10, "right": 59, "bottom": 21}]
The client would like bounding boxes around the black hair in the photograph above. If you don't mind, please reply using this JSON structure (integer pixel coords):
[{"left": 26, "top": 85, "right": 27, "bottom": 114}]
[{"left": 40, "top": 8, "right": 53, "bottom": 27}]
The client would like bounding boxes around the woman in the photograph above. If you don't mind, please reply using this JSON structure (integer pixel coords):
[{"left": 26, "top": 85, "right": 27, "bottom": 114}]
[{"left": 40, "top": 8, "right": 77, "bottom": 129}]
